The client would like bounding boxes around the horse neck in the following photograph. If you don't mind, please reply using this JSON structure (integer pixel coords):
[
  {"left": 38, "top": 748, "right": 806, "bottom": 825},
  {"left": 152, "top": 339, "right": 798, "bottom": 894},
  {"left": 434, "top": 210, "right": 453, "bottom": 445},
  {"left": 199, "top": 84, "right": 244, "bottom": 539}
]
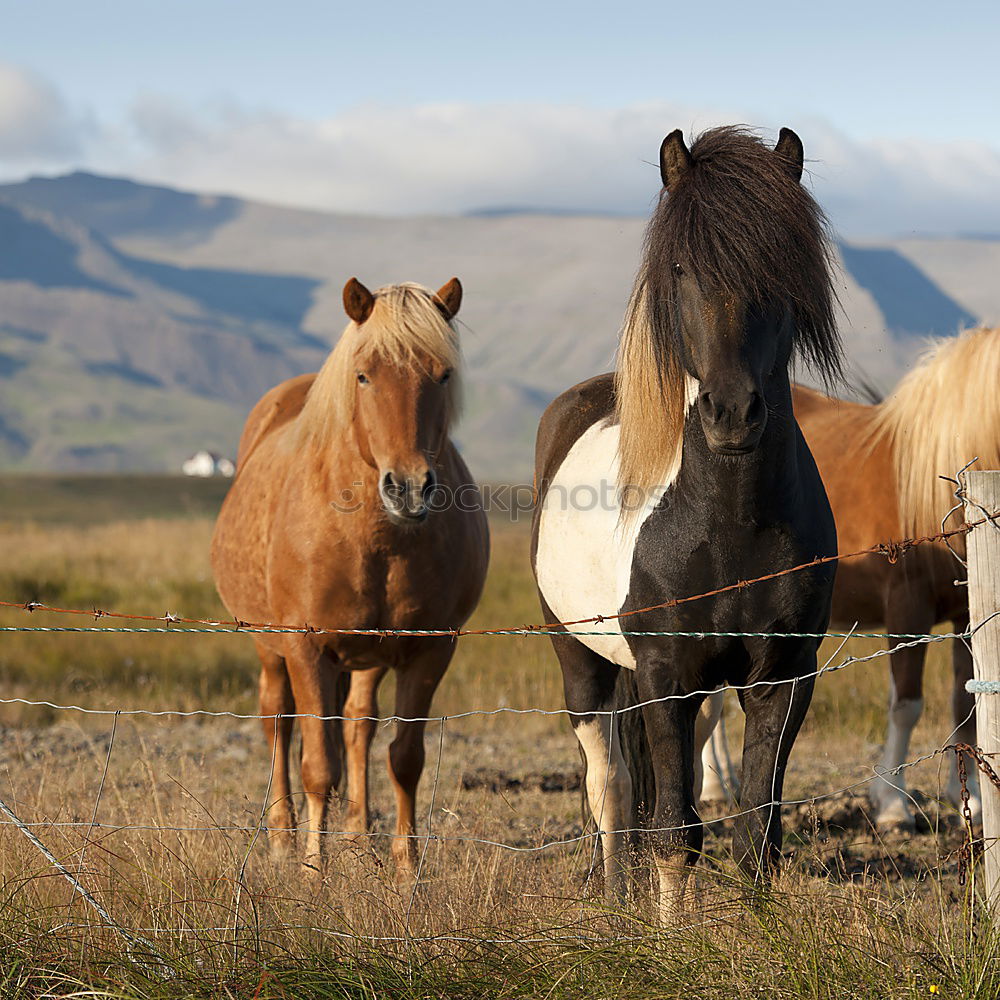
[
  {"left": 298, "top": 416, "right": 379, "bottom": 493},
  {"left": 678, "top": 370, "right": 801, "bottom": 511}
]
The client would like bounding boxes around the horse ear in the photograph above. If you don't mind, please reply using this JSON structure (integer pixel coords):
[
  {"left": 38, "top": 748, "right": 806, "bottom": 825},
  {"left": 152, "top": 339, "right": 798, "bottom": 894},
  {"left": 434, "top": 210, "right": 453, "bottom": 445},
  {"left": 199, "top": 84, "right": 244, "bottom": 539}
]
[
  {"left": 660, "top": 129, "right": 692, "bottom": 191},
  {"left": 774, "top": 127, "right": 804, "bottom": 183},
  {"left": 434, "top": 278, "right": 462, "bottom": 321},
  {"left": 343, "top": 277, "right": 375, "bottom": 324}
]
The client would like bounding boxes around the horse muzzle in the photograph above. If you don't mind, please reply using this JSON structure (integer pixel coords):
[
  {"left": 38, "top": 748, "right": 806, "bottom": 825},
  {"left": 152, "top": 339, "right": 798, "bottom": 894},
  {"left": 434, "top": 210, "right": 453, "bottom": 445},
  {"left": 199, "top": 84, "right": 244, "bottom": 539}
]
[
  {"left": 379, "top": 468, "right": 438, "bottom": 525},
  {"left": 697, "top": 387, "right": 767, "bottom": 455}
]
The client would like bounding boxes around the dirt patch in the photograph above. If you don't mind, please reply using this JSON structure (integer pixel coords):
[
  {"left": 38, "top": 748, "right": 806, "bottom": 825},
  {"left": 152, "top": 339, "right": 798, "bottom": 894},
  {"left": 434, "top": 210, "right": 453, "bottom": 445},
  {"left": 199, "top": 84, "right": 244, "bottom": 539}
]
[{"left": 461, "top": 767, "right": 583, "bottom": 794}]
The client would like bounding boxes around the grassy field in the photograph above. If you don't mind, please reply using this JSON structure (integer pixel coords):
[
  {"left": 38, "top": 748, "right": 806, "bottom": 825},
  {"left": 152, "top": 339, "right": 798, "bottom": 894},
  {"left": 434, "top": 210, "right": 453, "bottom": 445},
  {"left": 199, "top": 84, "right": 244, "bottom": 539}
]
[{"left": 0, "top": 476, "right": 995, "bottom": 998}]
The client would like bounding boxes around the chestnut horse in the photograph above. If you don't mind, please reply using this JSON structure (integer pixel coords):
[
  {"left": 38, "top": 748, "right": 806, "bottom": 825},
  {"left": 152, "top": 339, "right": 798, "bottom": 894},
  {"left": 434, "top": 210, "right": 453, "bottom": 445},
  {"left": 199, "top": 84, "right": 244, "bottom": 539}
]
[
  {"left": 700, "top": 326, "right": 1000, "bottom": 828},
  {"left": 211, "top": 279, "right": 489, "bottom": 873}
]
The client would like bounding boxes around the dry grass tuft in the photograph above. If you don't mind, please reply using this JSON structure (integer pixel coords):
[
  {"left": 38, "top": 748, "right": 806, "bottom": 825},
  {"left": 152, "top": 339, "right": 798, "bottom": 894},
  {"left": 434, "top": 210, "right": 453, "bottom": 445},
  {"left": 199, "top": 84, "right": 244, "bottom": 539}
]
[{"left": 0, "top": 482, "right": 992, "bottom": 996}]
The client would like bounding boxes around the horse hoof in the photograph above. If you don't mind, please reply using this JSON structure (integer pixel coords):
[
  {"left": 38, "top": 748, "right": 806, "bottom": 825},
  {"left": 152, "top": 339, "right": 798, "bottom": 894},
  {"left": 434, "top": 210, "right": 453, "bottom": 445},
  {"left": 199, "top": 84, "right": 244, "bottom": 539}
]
[
  {"left": 267, "top": 830, "right": 296, "bottom": 859},
  {"left": 393, "top": 862, "right": 417, "bottom": 887},
  {"left": 871, "top": 798, "right": 915, "bottom": 833},
  {"left": 946, "top": 782, "right": 983, "bottom": 829}
]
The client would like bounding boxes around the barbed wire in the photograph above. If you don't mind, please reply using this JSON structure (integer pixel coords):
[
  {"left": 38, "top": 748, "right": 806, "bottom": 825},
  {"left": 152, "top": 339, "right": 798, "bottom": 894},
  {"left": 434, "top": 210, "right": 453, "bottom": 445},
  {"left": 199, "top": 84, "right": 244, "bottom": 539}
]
[
  {"left": 0, "top": 625, "right": 964, "bottom": 638},
  {"left": 0, "top": 732, "right": 985, "bottom": 853},
  {"left": 0, "top": 509, "right": 995, "bottom": 640},
  {"left": 0, "top": 623, "right": 992, "bottom": 723}
]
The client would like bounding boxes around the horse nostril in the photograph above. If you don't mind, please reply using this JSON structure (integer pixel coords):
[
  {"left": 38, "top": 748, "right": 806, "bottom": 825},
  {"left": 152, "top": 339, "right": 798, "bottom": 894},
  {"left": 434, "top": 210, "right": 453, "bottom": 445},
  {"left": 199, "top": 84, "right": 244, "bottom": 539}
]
[
  {"left": 744, "top": 392, "right": 764, "bottom": 427},
  {"left": 699, "top": 391, "right": 723, "bottom": 423},
  {"left": 421, "top": 470, "right": 437, "bottom": 499},
  {"left": 381, "top": 471, "right": 406, "bottom": 502}
]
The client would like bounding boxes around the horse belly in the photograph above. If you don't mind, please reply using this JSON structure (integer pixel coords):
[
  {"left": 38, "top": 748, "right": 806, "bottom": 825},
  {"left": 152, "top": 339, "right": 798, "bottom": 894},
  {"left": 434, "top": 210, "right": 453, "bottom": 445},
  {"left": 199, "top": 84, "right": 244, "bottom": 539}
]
[{"left": 535, "top": 421, "right": 658, "bottom": 669}]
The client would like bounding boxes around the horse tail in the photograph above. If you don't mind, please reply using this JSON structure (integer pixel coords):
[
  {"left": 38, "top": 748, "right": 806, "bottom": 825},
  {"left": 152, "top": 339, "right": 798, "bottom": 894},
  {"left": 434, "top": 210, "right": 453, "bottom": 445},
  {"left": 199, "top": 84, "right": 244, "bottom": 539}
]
[{"left": 613, "top": 668, "right": 655, "bottom": 825}]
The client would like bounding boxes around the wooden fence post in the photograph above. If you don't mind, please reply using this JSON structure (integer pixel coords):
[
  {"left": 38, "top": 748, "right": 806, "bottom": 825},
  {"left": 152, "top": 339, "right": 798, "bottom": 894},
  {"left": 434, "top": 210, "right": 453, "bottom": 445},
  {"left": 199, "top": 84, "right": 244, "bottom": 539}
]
[{"left": 964, "top": 470, "right": 1000, "bottom": 910}]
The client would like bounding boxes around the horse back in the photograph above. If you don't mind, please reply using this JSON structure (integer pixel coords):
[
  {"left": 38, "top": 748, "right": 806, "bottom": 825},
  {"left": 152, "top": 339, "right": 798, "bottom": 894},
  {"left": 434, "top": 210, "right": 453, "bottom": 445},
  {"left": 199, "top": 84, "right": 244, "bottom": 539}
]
[
  {"left": 533, "top": 375, "right": 615, "bottom": 499},
  {"left": 791, "top": 383, "right": 962, "bottom": 626},
  {"left": 236, "top": 373, "right": 317, "bottom": 470}
]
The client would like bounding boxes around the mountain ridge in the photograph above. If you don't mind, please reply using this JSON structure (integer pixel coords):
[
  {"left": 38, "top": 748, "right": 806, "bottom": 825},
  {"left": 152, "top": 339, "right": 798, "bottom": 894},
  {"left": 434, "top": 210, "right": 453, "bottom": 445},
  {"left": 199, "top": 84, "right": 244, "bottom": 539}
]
[{"left": 0, "top": 171, "right": 996, "bottom": 479}]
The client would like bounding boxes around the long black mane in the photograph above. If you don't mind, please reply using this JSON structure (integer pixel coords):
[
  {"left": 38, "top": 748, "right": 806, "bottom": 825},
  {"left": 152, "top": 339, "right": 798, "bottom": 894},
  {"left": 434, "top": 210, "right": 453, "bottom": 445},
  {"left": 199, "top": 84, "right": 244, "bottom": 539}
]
[{"left": 642, "top": 126, "right": 843, "bottom": 385}]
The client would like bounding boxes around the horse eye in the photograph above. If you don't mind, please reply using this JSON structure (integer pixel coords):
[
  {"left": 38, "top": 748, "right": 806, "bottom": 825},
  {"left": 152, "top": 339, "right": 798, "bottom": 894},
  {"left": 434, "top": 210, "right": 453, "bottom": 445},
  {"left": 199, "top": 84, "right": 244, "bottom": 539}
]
[
  {"left": 357, "top": 372, "right": 369, "bottom": 384},
  {"left": 673, "top": 262, "right": 684, "bottom": 276},
  {"left": 439, "top": 369, "right": 452, "bottom": 385}
]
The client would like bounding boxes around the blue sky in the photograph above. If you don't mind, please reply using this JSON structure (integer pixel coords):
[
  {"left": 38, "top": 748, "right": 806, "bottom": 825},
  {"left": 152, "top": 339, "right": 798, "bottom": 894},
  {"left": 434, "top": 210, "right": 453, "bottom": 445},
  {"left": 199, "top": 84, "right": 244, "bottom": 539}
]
[{"left": 2, "top": 0, "right": 1000, "bottom": 233}]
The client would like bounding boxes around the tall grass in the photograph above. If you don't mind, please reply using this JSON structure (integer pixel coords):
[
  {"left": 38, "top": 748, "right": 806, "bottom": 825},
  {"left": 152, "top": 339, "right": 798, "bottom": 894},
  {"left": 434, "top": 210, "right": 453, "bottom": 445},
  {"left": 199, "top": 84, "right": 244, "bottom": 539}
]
[{"left": 0, "top": 480, "right": 990, "bottom": 997}]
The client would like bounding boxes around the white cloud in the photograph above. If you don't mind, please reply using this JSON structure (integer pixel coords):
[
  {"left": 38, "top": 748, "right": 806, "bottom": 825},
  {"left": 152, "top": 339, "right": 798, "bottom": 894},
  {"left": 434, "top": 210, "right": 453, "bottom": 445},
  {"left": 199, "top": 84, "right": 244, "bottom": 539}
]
[
  {"left": 0, "top": 63, "right": 90, "bottom": 163},
  {"left": 116, "top": 99, "right": 1000, "bottom": 237},
  {"left": 4, "top": 66, "right": 1000, "bottom": 238}
]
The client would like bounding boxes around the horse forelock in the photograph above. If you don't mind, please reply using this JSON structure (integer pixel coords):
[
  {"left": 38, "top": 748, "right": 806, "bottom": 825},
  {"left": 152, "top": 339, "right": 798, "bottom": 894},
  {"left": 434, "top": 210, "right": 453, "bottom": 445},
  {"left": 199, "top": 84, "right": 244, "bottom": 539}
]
[
  {"left": 870, "top": 325, "right": 1000, "bottom": 541},
  {"left": 299, "top": 282, "right": 462, "bottom": 443},
  {"left": 615, "top": 126, "right": 843, "bottom": 511}
]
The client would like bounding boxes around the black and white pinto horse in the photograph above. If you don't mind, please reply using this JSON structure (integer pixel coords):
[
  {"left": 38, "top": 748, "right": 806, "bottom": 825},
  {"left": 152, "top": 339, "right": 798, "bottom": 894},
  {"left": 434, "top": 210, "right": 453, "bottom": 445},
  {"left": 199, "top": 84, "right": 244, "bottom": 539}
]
[{"left": 531, "top": 126, "right": 844, "bottom": 918}]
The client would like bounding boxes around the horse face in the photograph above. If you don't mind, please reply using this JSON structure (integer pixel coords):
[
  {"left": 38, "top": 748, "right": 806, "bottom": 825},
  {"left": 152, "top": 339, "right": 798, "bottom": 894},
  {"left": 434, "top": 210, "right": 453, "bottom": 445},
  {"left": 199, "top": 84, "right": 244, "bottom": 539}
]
[
  {"left": 674, "top": 277, "right": 793, "bottom": 454},
  {"left": 353, "top": 352, "right": 452, "bottom": 525}
]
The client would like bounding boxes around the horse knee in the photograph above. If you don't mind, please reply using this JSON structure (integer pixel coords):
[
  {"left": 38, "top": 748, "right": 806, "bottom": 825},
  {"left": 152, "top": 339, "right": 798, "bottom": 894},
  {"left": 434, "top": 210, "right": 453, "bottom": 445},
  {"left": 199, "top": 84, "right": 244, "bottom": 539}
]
[
  {"left": 301, "top": 750, "right": 339, "bottom": 798},
  {"left": 694, "top": 691, "right": 723, "bottom": 748},
  {"left": 650, "top": 812, "right": 702, "bottom": 862},
  {"left": 389, "top": 735, "right": 424, "bottom": 791},
  {"left": 343, "top": 725, "right": 372, "bottom": 761}
]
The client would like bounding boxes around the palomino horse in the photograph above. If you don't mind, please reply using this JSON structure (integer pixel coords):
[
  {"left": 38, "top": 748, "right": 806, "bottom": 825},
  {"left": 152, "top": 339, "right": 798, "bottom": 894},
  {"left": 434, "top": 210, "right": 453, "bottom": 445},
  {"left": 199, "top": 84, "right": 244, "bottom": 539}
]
[
  {"left": 211, "top": 279, "right": 489, "bottom": 873},
  {"left": 699, "top": 328, "right": 1000, "bottom": 827},
  {"left": 532, "top": 126, "right": 843, "bottom": 917}
]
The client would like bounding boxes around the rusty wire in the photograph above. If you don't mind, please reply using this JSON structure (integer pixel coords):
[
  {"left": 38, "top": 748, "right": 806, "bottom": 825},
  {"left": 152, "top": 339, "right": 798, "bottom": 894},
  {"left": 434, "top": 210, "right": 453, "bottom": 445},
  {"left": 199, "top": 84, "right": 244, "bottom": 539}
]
[{"left": 0, "top": 508, "right": 996, "bottom": 639}]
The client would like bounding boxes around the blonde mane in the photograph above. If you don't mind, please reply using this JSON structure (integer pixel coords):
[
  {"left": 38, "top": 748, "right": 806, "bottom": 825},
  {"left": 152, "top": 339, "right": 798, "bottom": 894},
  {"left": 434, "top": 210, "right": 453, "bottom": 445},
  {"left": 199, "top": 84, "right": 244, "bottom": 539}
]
[
  {"left": 298, "top": 282, "right": 462, "bottom": 443},
  {"left": 614, "top": 272, "right": 690, "bottom": 510},
  {"left": 871, "top": 325, "right": 1000, "bottom": 538}
]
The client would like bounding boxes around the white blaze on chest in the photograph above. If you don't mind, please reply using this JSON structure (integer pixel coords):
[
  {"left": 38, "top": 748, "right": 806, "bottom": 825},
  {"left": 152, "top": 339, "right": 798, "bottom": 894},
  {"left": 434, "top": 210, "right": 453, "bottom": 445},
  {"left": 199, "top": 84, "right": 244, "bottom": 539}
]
[{"left": 536, "top": 419, "right": 677, "bottom": 669}]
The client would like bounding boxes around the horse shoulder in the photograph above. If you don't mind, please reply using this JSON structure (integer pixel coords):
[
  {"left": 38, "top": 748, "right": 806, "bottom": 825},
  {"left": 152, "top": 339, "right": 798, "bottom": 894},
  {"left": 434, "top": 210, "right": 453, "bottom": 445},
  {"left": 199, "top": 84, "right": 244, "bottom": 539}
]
[{"left": 531, "top": 374, "right": 638, "bottom": 667}]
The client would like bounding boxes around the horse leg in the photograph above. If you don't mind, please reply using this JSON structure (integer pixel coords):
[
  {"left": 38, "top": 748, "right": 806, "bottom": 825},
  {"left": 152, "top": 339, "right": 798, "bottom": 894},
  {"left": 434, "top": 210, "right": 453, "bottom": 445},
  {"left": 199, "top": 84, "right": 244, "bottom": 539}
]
[
  {"left": 871, "top": 591, "right": 933, "bottom": 830},
  {"left": 343, "top": 666, "right": 388, "bottom": 841},
  {"left": 635, "top": 666, "right": 702, "bottom": 923},
  {"left": 257, "top": 641, "right": 296, "bottom": 855},
  {"left": 946, "top": 613, "right": 982, "bottom": 824},
  {"left": 548, "top": 627, "right": 633, "bottom": 902},
  {"left": 733, "top": 666, "right": 814, "bottom": 883},
  {"left": 283, "top": 638, "right": 343, "bottom": 873},
  {"left": 386, "top": 644, "right": 452, "bottom": 877},
  {"left": 695, "top": 689, "right": 738, "bottom": 804}
]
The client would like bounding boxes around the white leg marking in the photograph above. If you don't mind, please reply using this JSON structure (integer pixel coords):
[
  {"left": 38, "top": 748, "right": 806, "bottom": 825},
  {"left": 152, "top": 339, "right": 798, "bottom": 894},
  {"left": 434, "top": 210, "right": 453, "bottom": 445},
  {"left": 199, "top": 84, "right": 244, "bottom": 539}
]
[
  {"left": 575, "top": 715, "right": 634, "bottom": 899},
  {"left": 654, "top": 855, "right": 691, "bottom": 924},
  {"left": 872, "top": 696, "right": 922, "bottom": 828},
  {"left": 695, "top": 690, "right": 728, "bottom": 803}
]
